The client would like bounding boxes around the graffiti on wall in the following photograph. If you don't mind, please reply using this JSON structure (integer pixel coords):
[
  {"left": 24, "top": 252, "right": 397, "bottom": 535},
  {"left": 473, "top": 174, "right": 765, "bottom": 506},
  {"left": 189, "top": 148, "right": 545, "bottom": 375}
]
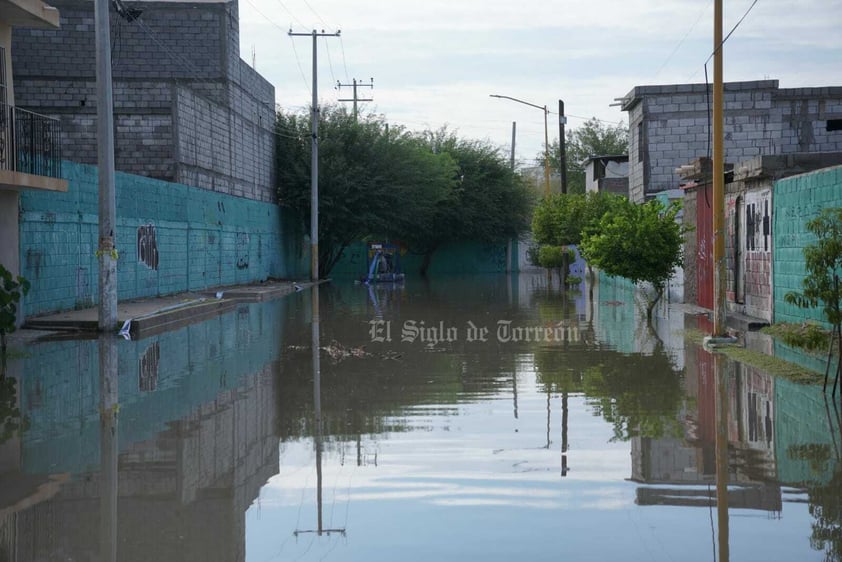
[
  {"left": 139, "top": 341, "right": 160, "bottom": 392},
  {"left": 137, "top": 224, "right": 159, "bottom": 270},
  {"left": 236, "top": 232, "right": 249, "bottom": 270},
  {"left": 746, "top": 190, "right": 771, "bottom": 253}
]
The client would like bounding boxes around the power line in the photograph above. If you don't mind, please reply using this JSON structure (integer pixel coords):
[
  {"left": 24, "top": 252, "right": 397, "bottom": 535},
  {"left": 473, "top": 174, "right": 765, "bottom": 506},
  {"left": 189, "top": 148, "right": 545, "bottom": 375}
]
[
  {"left": 338, "top": 36, "right": 350, "bottom": 82},
  {"left": 272, "top": 0, "right": 306, "bottom": 29},
  {"left": 705, "top": 0, "right": 759, "bottom": 64},
  {"left": 301, "top": 0, "right": 329, "bottom": 28},
  {"left": 289, "top": 35, "right": 312, "bottom": 94},
  {"left": 239, "top": 0, "right": 310, "bottom": 92},
  {"left": 324, "top": 36, "right": 338, "bottom": 87},
  {"left": 653, "top": 0, "right": 712, "bottom": 79}
]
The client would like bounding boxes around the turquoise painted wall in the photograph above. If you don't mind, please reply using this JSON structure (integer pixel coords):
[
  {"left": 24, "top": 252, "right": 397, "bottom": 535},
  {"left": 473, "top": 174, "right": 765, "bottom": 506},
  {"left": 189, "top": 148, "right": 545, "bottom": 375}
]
[
  {"left": 331, "top": 240, "right": 509, "bottom": 277},
  {"left": 775, "top": 378, "right": 839, "bottom": 486},
  {"left": 18, "top": 299, "right": 287, "bottom": 474},
  {"left": 19, "top": 161, "right": 309, "bottom": 315},
  {"left": 773, "top": 165, "right": 842, "bottom": 325}
]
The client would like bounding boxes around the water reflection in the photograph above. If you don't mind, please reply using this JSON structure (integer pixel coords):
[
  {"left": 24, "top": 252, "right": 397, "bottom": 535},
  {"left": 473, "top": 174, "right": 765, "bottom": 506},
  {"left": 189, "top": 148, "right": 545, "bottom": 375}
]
[
  {"left": 99, "top": 335, "right": 119, "bottom": 562},
  {"left": 0, "top": 301, "right": 286, "bottom": 561},
  {"left": 0, "top": 274, "right": 841, "bottom": 560}
]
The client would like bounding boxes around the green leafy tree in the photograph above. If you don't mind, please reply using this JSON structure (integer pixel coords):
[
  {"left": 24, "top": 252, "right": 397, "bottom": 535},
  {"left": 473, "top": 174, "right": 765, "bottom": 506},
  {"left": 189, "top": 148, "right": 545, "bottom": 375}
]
[
  {"left": 0, "top": 264, "right": 29, "bottom": 360},
  {"left": 784, "top": 207, "right": 842, "bottom": 393},
  {"left": 580, "top": 199, "right": 686, "bottom": 321},
  {"left": 389, "top": 130, "right": 534, "bottom": 276},
  {"left": 276, "top": 109, "right": 532, "bottom": 277},
  {"left": 276, "top": 107, "right": 453, "bottom": 276},
  {"left": 538, "top": 118, "right": 629, "bottom": 194},
  {"left": 532, "top": 191, "right": 624, "bottom": 280}
]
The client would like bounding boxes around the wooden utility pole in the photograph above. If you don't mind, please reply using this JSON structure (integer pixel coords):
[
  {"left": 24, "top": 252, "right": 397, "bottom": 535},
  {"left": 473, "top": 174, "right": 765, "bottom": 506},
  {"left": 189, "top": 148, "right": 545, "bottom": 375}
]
[
  {"left": 95, "top": 0, "right": 117, "bottom": 331},
  {"left": 713, "top": 0, "right": 726, "bottom": 335},
  {"left": 289, "top": 29, "right": 341, "bottom": 281},
  {"left": 337, "top": 77, "right": 374, "bottom": 121}
]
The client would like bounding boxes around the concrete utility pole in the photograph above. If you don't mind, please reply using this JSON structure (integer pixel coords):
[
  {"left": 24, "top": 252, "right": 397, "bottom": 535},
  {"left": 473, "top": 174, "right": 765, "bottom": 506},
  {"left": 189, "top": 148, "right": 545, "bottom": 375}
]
[
  {"left": 558, "top": 99, "right": 567, "bottom": 194},
  {"left": 712, "top": 0, "right": 726, "bottom": 335},
  {"left": 95, "top": 0, "right": 118, "bottom": 331},
  {"left": 510, "top": 121, "right": 516, "bottom": 170},
  {"left": 337, "top": 77, "right": 373, "bottom": 121},
  {"left": 289, "top": 29, "right": 341, "bottom": 281}
]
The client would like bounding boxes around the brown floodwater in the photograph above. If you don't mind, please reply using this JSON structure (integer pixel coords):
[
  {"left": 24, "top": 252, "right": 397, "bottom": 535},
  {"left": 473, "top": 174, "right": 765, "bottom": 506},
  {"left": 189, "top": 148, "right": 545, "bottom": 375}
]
[{"left": 1, "top": 273, "right": 840, "bottom": 561}]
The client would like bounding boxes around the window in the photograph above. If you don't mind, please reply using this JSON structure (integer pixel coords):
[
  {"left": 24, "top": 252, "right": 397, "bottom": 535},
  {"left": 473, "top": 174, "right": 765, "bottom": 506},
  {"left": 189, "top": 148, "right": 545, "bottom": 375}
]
[{"left": 827, "top": 119, "right": 842, "bottom": 132}]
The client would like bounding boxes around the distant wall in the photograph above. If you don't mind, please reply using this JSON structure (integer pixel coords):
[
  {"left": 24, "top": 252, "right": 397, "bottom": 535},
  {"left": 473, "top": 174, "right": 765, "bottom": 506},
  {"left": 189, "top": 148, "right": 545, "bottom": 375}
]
[
  {"left": 773, "top": 165, "right": 842, "bottom": 325},
  {"left": 19, "top": 161, "right": 308, "bottom": 316},
  {"left": 331, "top": 240, "right": 509, "bottom": 277}
]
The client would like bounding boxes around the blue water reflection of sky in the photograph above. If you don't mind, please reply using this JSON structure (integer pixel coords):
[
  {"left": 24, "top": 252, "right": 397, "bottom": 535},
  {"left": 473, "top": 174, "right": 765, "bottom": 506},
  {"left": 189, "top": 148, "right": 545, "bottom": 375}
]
[{"left": 246, "top": 370, "right": 817, "bottom": 561}]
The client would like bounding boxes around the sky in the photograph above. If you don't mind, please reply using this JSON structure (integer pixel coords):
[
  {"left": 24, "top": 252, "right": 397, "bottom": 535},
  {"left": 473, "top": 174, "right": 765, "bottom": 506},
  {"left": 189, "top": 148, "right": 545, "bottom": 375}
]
[{"left": 237, "top": 0, "right": 842, "bottom": 166}]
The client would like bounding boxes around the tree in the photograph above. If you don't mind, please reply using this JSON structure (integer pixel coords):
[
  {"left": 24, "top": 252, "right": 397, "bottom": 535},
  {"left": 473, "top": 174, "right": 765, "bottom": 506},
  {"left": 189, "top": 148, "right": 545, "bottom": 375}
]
[
  {"left": 275, "top": 107, "right": 453, "bottom": 276},
  {"left": 538, "top": 118, "right": 628, "bottom": 194},
  {"left": 387, "top": 130, "right": 534, "bottom": 276},
  {"left": 0, "top": 264, "right": 29, "bottom": 362},
  {"left": 784, "top": 207, "right": 842, "bottom": 395},
  {"left": 532, "top": 191, "right": 624, "bottom": 280},
  {"left": 580, "top": 199, "right": 686, "bottom": 321}
]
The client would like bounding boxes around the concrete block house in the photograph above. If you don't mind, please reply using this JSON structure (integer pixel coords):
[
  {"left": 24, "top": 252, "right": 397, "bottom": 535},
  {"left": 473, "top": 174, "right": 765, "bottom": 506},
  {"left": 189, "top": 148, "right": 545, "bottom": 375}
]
[
  {"left": 7, "top": 0, "right": 308, "bottom": 316},
  {"left": 0, "top": 0, "right": 67, "bottom": 288},
  {"left": 12, "top": 0, "right": 276, "bottom": 201},
  {"left": 617, "top": 79, "right": 842, "bottom": 321},
  {"left": 619, "top": 80, "right": 842, "bottom": 204},
  {"left": 680, "top": 154, "right": 842, "bottom": 323}
]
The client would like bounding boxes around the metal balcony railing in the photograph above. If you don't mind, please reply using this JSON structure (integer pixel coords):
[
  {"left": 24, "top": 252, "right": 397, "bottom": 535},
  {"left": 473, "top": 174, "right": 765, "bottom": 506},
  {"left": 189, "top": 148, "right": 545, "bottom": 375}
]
[{"left": 0, "top": 105, "right": 63, "bottom": 179}]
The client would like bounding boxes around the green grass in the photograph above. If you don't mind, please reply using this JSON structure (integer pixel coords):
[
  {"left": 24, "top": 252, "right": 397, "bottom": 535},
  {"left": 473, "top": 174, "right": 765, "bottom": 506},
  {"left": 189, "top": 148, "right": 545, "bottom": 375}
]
[
  {"left": 762, "top": 322, "right": 830, "bottom": 352},
  {"left": 682, "top": 328, "right": 824, "bottom": 385}
]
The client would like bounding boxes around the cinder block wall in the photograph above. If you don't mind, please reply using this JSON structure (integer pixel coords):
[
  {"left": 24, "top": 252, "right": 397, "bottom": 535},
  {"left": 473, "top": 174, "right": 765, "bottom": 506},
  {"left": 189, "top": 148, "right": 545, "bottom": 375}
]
[
  {"left": 625, "top": 81, "right": 842, "bottom": 202},
  {"left": 12, "top": 0, "right": 277, "bottom": 202},
  {"left": 773, "top": 165, "right": 842, "bottom": 325},
  {"left": 19, "top": 161, "right": 307, "bottom": 316}
]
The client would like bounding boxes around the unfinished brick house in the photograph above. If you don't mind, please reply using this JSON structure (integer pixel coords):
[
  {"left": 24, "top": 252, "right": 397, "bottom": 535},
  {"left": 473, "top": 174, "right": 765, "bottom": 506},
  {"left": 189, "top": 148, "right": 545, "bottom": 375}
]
[
  {"left": 11, "top": 0, "right": 276, "bottom": 202},
  {"left": 619, "top": 80, "right": 842, "bottom": 204}
]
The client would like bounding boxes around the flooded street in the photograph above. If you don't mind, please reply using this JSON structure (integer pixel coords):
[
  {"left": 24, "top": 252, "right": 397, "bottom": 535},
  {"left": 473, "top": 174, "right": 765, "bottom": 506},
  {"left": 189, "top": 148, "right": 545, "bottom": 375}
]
[{"left": 1, "top": 274, "right": 840, "bottom": 561}]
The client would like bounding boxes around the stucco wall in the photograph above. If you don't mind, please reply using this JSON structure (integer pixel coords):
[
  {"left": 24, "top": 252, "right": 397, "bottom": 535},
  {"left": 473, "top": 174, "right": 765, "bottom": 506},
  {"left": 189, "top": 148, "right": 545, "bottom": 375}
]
[{"left": 19, "top": 161, "right": 307, "bottom": 316}]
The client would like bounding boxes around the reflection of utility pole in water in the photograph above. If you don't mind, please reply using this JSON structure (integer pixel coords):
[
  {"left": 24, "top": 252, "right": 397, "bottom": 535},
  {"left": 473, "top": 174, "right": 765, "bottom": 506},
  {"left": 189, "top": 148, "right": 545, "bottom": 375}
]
[
  {"left": 561, "top": 392, "right": 569, "bottom": 477},
  {"left": 512, "top": 372, "right": 519, "bottom": 420},
  {"left": 295, "top": 285, "right": 346, "bottom": 538},
  {"left": 545, "top": 388, "right": 551, "bottom": 449},
  {"left": 99, "top": 335, "right": 119, "bottom": 562},
  {"left": 714, "top": 352, "right": 730, "bottom": 562}
]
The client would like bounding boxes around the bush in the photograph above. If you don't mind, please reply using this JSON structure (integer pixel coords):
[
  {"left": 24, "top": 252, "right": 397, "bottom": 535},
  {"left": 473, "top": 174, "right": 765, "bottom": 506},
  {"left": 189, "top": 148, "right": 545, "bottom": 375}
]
[{"left": 0, "top": 264, "right": 29, "bottom": 359}]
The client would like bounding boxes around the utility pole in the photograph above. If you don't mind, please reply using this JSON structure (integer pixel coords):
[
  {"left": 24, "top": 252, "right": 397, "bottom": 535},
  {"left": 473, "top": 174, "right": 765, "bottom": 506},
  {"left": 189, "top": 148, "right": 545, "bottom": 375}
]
[
  {"left": 542, "top": 105, "right": 550, "bottom": 197},
  {"left": 337, "top": 77, "right": 374, "bottom": 121},
  {"left": 95, "top": 0, "right": 117, "bottom": 331},
  {"left": 289, "top": 29, "right": 341, "bottom": 282},
  {"left": 712, "top": 0, "right": 726, "bottom": 335},
  {"left": 510, "top": 121, "right": 516, "bottom": 170},
  {"left": 558, "top": 100, "right": 567, "bottom": 194}
]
